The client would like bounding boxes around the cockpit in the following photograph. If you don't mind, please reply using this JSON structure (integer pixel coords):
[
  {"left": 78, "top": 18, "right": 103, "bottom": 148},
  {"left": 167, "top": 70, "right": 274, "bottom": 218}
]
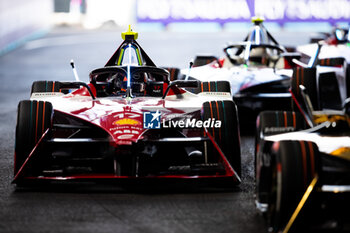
[
  {"left": 224, "top": 17, "right": 286, "bottom": 67},
  {"left": 90, "top": 66, "right": 169, "bottom": 97},
  {"left": 89, "top": 26, "right": 170, "bottom": 98}
]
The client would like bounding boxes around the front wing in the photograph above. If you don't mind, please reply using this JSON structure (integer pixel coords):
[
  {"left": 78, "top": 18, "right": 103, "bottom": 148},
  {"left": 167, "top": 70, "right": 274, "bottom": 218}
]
[{"left": 13, "top": 127, "right": 241, "bottom": 185}]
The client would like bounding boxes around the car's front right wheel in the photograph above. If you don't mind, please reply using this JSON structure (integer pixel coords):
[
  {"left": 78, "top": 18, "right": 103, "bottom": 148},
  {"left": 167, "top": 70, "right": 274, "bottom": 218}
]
[
  {"left": 15, "top": 100, "right": 53, "bottom": 175},
  {"left": 201, "top": 100, "right": 241, "bottom": 177},
  {"left": 266, "top": 140, "right": 320, "bottom": 232}
]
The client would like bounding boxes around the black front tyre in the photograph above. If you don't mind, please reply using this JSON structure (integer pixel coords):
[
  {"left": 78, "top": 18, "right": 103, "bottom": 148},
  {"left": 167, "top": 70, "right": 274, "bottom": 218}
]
[
  {"left": 255, "top": 110, "right": 307, "bottom": 170},
  {"left": 15, "top": 100, "right": 53, "bottom": 175},
  {"left": 188, "top": 80, "right": 231, "bottom": 94},
  {"left": 255, "top": 110, "right": 307, "bottom": 154},
  {"left": 31, "top": 81, "right": 61, "bottom": 95},
  {"left": 267, "top": 140, "right": 320, "bottom": 232},
  {"left": 161, "top": 67, "right": 181, "bottom": 81},
  {"left": 291, "top": 67, "right": 319, "bottom": 110},
  {"left": 202, "top": 100, "right": 241, "bottom": 177},
  {"left": 193, "top": 55, "right": 218, "bottom": 67}
]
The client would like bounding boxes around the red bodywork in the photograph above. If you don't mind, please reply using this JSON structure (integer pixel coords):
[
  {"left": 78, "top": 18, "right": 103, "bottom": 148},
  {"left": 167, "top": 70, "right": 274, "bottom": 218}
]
[
  {"left": 14, "top": 86, "right": 240, "bottom": 184},
  {"left": 13, "top": 30, "right": 240, "bottom": 185}
]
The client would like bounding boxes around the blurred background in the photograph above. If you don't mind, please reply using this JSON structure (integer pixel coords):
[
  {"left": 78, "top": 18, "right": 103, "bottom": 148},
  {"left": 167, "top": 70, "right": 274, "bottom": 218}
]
[{"left": 1, "top": 0, "right": 350, "bottom": 57}]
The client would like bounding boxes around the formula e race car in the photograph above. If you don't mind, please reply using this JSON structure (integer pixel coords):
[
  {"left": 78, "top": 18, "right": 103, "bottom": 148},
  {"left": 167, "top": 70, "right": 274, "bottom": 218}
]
[
  {"left": 13, "top": 27, "right": 241, "bottom": 186},
  {"left": 310, "top": 25, "right": 350, "bottom": 44},
  {"left": 297, "top": 26, "right": 350, "bottom": 109},
  {"left": 255, "top": 66, "right": 350, "bottom": 232},
  {"left": 298, "top": 25, "right": 350, "bottom": 63},
  {"left": 181, "top": 17, "right": 300, "bottom": 129},
  {"left": 182, "top": 18, "right": 350, "bottom": 131}
]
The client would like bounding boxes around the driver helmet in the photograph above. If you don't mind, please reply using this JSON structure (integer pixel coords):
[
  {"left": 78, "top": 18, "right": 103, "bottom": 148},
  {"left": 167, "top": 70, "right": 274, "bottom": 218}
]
[
  {"left": 114, "top": 74, "right": 147, "bottom": 95},
  {"left": 129, "top": 73, "right": 147, "bottom": 95}
]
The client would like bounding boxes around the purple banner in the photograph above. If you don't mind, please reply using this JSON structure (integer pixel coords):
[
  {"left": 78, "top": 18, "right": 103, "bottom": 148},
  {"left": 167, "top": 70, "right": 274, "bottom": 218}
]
[{"left": 137, "top": 0, "right": 350, "bottom": 24}]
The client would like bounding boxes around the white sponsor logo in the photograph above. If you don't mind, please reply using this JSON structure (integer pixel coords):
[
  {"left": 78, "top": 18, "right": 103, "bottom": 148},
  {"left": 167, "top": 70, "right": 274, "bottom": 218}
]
[
  {"left": 117, "top": 134, "right": 135, "bottom": 140},
  {"left": 198, "top": 92, "right": 231, "bottom": 96},
  {"left": 264, "top": 126, "right": 295, "bottom": 133},
  {"left": 113, "top": 129, "right": 140, "bottom": 135},
  {"left": 163, "top": 118, "right": 221, "bottom": 128},
  {"left": 31, "top": 92, "right": 64, "bottom": 98}
]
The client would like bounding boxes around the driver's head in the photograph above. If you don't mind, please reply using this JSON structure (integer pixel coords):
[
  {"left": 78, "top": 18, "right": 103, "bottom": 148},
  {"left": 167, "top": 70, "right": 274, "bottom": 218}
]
[
  {"left": 249, "top": 47, "right": 269, "bottom": 65},
  {"left": 111, "top": 74, "right": 126, "bottom": 93},
  {"left": 113, "top": 75, "right": 146, "bottom": 96},
  {"left": 126, "top": 72, "right": 147, "bottom": 95},
  {"left": 135, "top": 72, "right": 148, "bottom": 95}
]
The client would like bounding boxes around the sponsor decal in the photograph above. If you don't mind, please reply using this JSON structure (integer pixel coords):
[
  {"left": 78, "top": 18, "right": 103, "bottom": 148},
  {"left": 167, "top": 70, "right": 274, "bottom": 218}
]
[
  {"left": 143, "top": 110, "right": 161, "bottom": 129},
  {"left": 117, "top": 134, "right": 135, "bottom": 140},
  {"left": 163, "top": 118, "right": 221, "bottom": 128},
  {"left": 264, "top": 126, "right": 295, "bottom": 133},
  {"left": 143, "top": 111, "right": 221, "bottom": 129},
  {"left": 199, "top": 92, "right": 231, "bottom": 96},
  {"left": 113, "top": 118, "right": 141, "bottom": 126},
  {"left": 31, "top": 92, "right": 64, "bottom": 98},
  {"left": 113, "top": 129, "right": 140, "bottom": 135}
]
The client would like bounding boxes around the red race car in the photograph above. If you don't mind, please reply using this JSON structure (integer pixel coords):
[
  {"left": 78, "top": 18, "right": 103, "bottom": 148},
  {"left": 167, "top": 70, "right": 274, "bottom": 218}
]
[{"left": 13, "top": 27, "right": 241, "bottom": 186}]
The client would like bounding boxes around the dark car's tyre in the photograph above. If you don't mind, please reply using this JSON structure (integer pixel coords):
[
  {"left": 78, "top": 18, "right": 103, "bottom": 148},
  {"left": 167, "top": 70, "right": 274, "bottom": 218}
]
[
  {"left": 15, "top": 100, "right": 53, "bottom": 175},
  {"left": 309, "top": 37, "right": 325, "bottom": 43},
  {"left": 202, "top": 100, "right": 241, "bottom": 177},
  {"left": 267, "top": 140, "right": 320, "bottom": 232},
  {"left": 291, "top": 67, "right": 319, "bottom": 110},
  {"left": 193, "top": 55, "right": 218, "bottom": 67},
  {"left": 256, "top": 111, "right": 306, "bottom": 138},
  {"left": 255, "top": 111, "right": 307, "bottom": 202},
  {"left": 31, "top": 81, "right": 61, "bottom": 95},
  {"left": 161, "top": 67, "right": 181, "bottom": 81},
  {"left": 255, "top": 110, "right": 306, "bottom": 155},
  {"left": 188, "top": 81, "right": 231, "bottom": 94}
]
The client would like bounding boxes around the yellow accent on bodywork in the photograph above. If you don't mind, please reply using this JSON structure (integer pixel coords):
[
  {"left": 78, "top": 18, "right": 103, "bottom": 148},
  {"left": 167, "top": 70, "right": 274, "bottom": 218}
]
[
  {"left": 121, "top": 25, "right": 138, "bottom": 40},
  {"left": 117, "top": 48, "right": 125, "bottom": 65},
  {"left": 283, "top": 175, "right": 318, "bottom": 233},
  {"left": 113, "top": 118, "right": 141, "bottom": 126},
  {"left": 251, "top": 16, "right": 264, "bottom": 24},
  {"left": 313, "top": 114, "right": 350, "bottom": 125},
  {"left": 330, "top": 147, "right": 350, "bottom": 161},
  {"left": 135, "top": 47, "right": 142, "bottom": 65}
]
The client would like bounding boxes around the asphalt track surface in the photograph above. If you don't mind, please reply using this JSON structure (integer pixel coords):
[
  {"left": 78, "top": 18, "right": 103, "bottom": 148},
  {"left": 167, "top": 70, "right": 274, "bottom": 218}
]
[{"left": 0, "top": 27, "right": 313, "bottom": 233}]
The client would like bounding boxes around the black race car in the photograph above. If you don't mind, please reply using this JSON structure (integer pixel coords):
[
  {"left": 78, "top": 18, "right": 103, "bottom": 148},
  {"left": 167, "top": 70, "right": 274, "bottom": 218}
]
[{"left": 255, "top": 65, "right": 350, "bottom": 232}]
